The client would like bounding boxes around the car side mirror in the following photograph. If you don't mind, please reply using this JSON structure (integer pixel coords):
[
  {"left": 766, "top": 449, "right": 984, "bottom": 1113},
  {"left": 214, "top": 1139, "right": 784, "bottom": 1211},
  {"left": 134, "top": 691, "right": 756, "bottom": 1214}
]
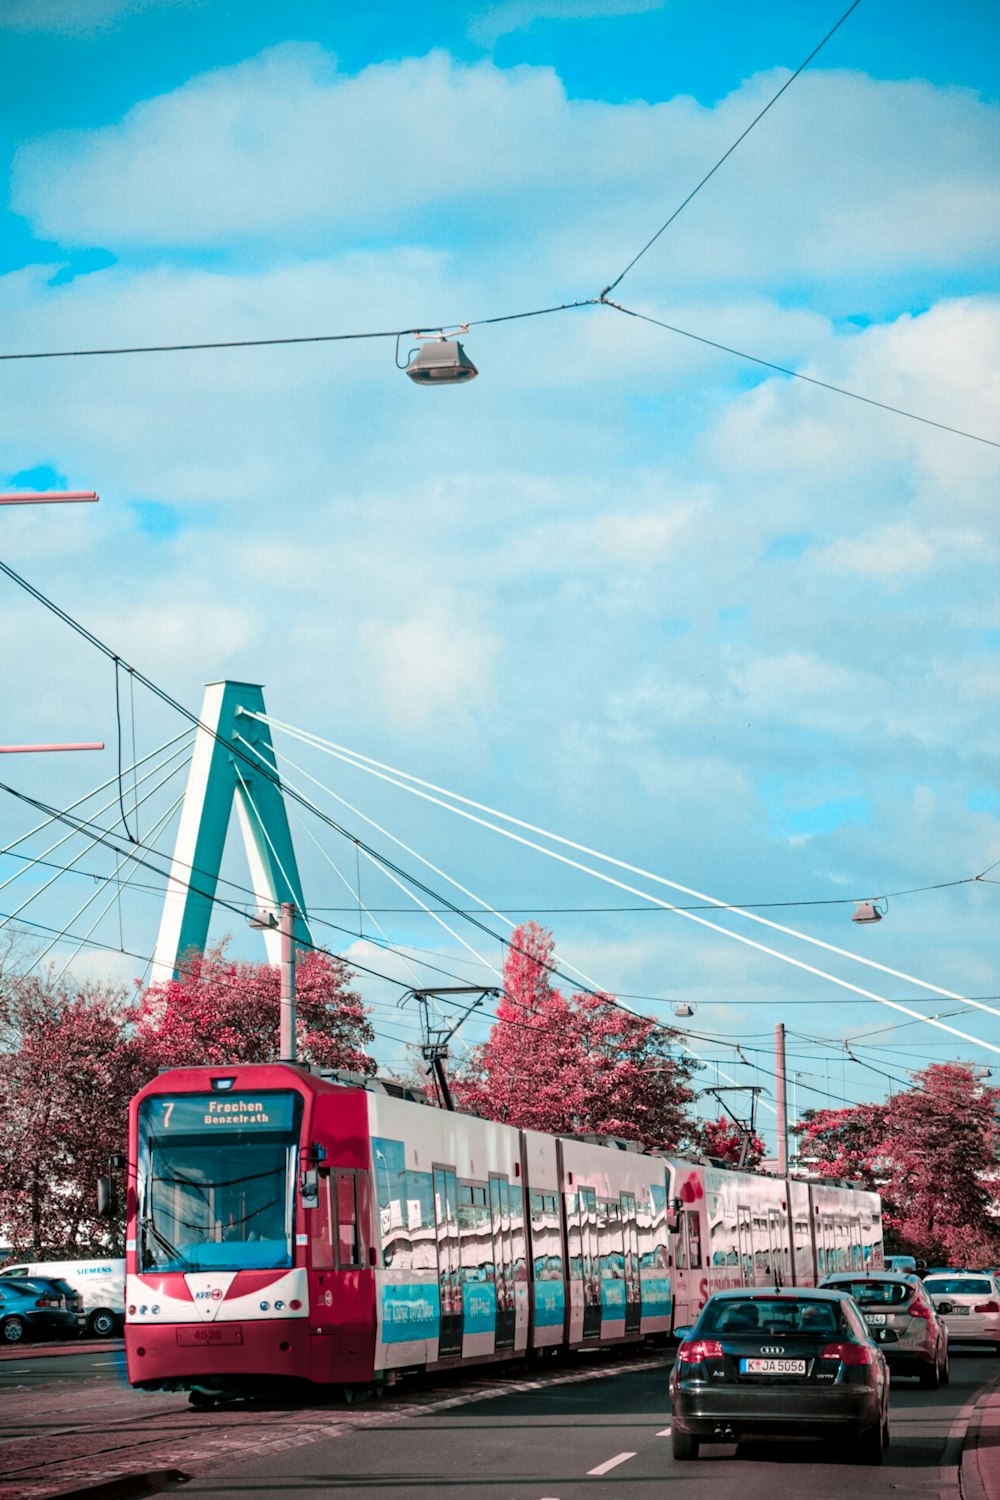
[
  {"left": 299, "top": 1166, "right": 319, "bottom": 1209},
  {"left": 673, "top": 1326, "right": 694, "bottom": 1344},
  {"left": 877, "top": 1328, "right": 899, "bottom": 1343},
  {"left": 97, "top": 1176, "right": 119, "bottom": 1218},
  {"left": 936, "top": 1300, "right": 953, "bottom": 1315}
]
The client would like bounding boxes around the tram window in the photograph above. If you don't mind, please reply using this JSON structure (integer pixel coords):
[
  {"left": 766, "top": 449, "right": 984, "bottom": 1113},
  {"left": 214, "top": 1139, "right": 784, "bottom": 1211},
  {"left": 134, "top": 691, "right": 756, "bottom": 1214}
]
[
  {"left": 640, "top": 1185, "right": 669, "bottom": 1270},
  {"left": 406, "top": 1170, "right": 436, "bottom": 1272},
  {"left": 598, "top": 1199, "right": 623, "bottom": 1279},
  {"left": 530, "top": 1191, "right": 562, "bottom": 1279},
  {"left": 373, "top": 1136, "right": 410, "bottom": 1270},
  {"left": 458, "top": 1182, "right": 493, "bottom": 1286},
  {"left": 313, "top": 1173, "right": 336, "bottom": 1270},
  {"left": 510, "top": 1183, "right": 527, "bottom": 1282},
  {"left": 565, "top": 1192, "right": 583, "bottom": 1281},
  {"left": 335, "top": 1173, "right": 360, "bottom": 1269},
  {"left": 685, "top": 1209, "right": 702, "bottom": 1270}
]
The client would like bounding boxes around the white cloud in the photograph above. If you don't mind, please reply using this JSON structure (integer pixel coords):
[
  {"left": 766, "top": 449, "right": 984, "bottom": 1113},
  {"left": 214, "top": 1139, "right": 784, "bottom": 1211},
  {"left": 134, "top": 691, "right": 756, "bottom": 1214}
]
[
  {"left": 468, "top": 0, "right": 664, "bottom": 47},
  {"left": 2, "top": 36, "right": 997, "bottom": 1049},
  {"left": 815, "top": 521, "right": 989, "bottom": 579},
  {"left": 11, "top": 50, "right": 999, "bottom": 305},
  {"left": 358, "top": 605, "right": 501, "bottom": 731}
]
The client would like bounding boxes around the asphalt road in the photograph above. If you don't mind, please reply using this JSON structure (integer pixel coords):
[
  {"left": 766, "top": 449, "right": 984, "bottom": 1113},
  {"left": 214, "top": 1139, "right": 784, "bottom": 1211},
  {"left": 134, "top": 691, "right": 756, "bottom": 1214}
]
[
  {"left": 0, "top": 1344, "right": 993, "bottom": 1500},
  {"left": 179, "top": 1349, "right": 989, "bottom": 1500}
]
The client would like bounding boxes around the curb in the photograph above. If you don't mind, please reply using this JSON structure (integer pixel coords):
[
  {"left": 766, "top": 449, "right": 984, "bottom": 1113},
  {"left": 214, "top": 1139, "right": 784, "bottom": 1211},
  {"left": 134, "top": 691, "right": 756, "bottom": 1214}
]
[
  {"left": 960, "top": 1376, "right": 1000, "bottom": 1500},
  {"left": 19, "top": 1470, "right": 189, "bottom": 1500},
  {"left": 0, "top": 1339, "right": 123, "bottom": 1362}
]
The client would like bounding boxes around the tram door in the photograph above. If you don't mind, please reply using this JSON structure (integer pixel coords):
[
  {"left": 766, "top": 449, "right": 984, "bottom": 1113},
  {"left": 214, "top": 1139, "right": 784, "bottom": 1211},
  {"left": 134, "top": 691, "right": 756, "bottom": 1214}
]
[
  {"left": 736, "top": 1206, "right": 753, "bottom": 1286},
  {"left": 767, "top": 1208, "right": 785, "bottom": 1286},
  {"left": 579, "top": 1187, "right": 602, "bottom": 1338},
  {"left": 489, "top": 1175, "right": 515, "bottom": 1351},
  {"left": 433, "top": 1167, "right": 462, "bottom": 1358},
  {"left": 622, "top": 1192, "right": 641, "bottom": 1333}
]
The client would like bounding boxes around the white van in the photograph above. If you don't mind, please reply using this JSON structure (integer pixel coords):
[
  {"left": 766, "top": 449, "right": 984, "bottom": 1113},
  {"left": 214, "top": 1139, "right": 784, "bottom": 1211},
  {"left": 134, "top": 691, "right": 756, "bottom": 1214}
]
[{"left": 2, "top": 1259, "right": 125, "bottom": 1337}]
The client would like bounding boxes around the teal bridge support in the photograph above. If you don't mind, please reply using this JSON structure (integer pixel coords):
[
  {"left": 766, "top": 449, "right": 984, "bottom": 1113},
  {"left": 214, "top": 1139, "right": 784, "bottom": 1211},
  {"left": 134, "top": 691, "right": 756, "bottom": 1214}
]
[{"left": 152, "top": 680, "right": 312, "bottom": 978}]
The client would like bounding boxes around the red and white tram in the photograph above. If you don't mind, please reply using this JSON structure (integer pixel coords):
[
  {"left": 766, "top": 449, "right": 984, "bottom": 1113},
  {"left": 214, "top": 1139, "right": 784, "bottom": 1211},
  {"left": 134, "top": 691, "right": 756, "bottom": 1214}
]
[{"left": 120, "top": 1062, "right": 882, "bottom": 1397}]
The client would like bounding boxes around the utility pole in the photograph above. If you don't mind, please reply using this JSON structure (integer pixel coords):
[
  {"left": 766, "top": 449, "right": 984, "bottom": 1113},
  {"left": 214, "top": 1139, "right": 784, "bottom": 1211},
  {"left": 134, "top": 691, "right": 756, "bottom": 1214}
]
[
  {"left": 279, "top": 902, "right": 296, "bottom": 1062},
  {"left": 775, "top": 1022, "right": 788, "bottom": 1175},
  {"left": 250, "top": 902, "right": 298, "bottom": 1061}
]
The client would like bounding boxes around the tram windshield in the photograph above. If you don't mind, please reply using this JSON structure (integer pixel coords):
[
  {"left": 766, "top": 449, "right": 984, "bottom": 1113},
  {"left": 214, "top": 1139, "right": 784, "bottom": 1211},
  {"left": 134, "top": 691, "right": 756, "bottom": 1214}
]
[{"left": 136, "top": 1090, "right": 302, "bottom": 1273}]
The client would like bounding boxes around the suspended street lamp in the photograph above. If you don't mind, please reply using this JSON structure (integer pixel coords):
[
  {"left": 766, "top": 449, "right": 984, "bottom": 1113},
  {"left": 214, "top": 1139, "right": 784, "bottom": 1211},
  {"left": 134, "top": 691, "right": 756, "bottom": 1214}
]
[
  {"left": 851, "top": 898, "right": 887, "bottom": 924},
  {"left": 401, "top": 328, "right": 478, "bottom": 386}
]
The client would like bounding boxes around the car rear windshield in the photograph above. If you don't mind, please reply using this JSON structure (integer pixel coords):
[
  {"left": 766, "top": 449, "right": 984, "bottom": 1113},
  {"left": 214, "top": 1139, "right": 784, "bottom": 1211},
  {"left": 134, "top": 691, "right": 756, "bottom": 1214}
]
[
  {"left": 831, "top": 1279, "right": 912, "bottom": 1306},
  {"left": 925, "top": 1277, "right": 994, "bottom": 1296},
  {"left": 700, "top": 1298, "right": 844, "bottom": 1336}
]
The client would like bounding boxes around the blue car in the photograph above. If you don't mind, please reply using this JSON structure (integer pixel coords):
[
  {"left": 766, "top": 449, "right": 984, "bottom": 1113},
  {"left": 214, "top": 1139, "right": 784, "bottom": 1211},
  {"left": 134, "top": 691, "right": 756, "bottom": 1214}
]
[{"left": 0, "top": 1276, "right": 86, "bottom": 1345}]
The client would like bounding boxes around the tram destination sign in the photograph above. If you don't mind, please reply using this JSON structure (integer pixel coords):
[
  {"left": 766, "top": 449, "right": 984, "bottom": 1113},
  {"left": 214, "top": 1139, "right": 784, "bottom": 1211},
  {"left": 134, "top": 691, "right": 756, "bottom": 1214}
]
[{"left": 145, "top": 1092, "right": 297, "bottom": 1135}]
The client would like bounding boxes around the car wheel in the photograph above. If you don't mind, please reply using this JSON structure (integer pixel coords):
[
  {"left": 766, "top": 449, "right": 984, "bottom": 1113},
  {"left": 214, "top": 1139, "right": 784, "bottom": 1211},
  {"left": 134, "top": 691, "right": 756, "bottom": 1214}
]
[
  {"left": 941, "top": 1350, "right": 950, "bottom": 1385},
  {"left": 89, "top": 1309, "right": 117, "bottom": 1339},
  {"left": 856, "top": 1420, "right": 885, "bottom": 1466},
  {"left": 1, "top": 1316, "right": 25, "bottom": 1345},
  {"left": 919, "top": 1358, "right": 940, "bottom": 1390},
  {"left": 671, "top": 1427, "right": 700, "bottom": 1461},
  {"left": 883, "top": 1418, "right": 891, "bottom": 1451}
]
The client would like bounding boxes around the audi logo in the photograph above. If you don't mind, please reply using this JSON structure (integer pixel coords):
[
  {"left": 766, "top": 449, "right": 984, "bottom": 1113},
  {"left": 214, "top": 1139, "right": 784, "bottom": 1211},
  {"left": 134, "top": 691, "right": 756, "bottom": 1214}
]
[{"left": 760, "top": 1346, "right": 785, "bottom": 1355}]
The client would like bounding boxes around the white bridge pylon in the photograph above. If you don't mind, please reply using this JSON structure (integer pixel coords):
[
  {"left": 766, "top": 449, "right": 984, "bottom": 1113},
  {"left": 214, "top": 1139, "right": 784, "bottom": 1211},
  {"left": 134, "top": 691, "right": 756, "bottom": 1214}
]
[{"left": 153, "top": 680, "right": 312, "bottom": 979}]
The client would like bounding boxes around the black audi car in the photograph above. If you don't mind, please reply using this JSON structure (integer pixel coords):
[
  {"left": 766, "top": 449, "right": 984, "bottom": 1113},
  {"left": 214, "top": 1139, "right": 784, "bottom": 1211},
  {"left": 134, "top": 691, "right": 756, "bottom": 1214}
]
[{"left": 668, "top": 1286, "right": 890, "bottom": 1463}]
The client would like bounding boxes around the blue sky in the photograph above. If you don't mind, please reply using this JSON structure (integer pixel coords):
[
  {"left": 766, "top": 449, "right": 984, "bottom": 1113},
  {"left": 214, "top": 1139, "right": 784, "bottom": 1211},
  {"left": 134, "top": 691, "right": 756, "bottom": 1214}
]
[{"left": 1, "top": 0, "right": 998, "bottom": 1148}]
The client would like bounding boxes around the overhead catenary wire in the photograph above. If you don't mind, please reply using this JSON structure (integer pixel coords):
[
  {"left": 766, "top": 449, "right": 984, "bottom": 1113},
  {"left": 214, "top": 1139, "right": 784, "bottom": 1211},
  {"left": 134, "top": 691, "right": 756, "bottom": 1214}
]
[
  {"left": 0, "top": 303, "right": 996, "bottom": 448},
  {"left": 599, "top": 0, "right": 863, "bottom": 298},
  {"left": 237, "top": 751, "right": 482, "bottom": 1054},
  {"left": 29, "top": 791, "right": 185, "bottom": 978},
  {"left": 234, "top": 725, "right": 736, "bottom": 1091},
  {"left": 246, "top": 718, "right": 1000, "bottom": 1062},
  {"left": 3, "top": 564, "right": 994, "bottom": 1079},
  {"left": 254, "top": 717, "right": 1000, "bottom": 1021},
  {"left": 601, "top": 300, "right": 1000, "bottom": 449},
  {"left": 234, "top": 733, "right": 505, "bottom": 986}
]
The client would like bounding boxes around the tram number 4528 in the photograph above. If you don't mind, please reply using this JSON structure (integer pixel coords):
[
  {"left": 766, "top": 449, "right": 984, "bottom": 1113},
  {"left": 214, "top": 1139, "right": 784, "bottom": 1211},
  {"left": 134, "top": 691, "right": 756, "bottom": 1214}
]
[{"left": 176, "top": 1327, "right": 244, "bottom": 1345}]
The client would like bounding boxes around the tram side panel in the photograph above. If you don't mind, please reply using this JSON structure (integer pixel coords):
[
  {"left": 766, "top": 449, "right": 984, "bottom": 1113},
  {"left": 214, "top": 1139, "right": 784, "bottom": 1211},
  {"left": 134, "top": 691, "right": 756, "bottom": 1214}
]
[
  {"left": 366, "top": 1094, "right": 527, "bottom": 1374},
  {"left": 555, "top": 1137, "right": 671, "bottom": 1348},
  {"left": 520, "top": 1130, "right": 565, "bottom": 1348},
  {"left": 305, "top": 1087, "right": 378, "bottom": 1385}
]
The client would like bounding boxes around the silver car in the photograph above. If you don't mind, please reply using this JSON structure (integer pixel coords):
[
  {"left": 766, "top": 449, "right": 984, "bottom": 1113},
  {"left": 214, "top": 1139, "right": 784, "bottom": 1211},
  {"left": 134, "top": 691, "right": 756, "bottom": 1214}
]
[
  {"left": 924, "top": 1272, "right": 1000, "bottom": 1353},
  {"left": 820, "top": 1271, "right": 949, "bottom": 1388}
]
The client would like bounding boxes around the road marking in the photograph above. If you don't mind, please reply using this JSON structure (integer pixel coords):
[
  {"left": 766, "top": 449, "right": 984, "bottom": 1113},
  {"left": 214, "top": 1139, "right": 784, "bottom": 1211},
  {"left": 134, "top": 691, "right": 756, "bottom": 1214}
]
[
  {"left": 587, "top": 1451, "right": 636, "bottom": 1476},
  {"left": 656, "top": 1426, "right": 672, "bottom": 1435}
]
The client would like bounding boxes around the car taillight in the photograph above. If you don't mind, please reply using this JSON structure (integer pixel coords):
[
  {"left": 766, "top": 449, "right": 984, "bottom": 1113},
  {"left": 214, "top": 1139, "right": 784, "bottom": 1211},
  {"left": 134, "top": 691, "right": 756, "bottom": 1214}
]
[
  {"left": 35, "top": 1295, "right": 59, "bottom": 1308},
  {"left": 676, "top": 1339, "right": 724, "bottom": 1362},
  {"left": 974, "top": 1301, "right": 1000, "bottom": 1313},
  {"left": 819, "top": 1341, "right": 875, "bottom": 1366},
  {"left": 909, "top": 1300, "right": 933, "bottom": 1321}
]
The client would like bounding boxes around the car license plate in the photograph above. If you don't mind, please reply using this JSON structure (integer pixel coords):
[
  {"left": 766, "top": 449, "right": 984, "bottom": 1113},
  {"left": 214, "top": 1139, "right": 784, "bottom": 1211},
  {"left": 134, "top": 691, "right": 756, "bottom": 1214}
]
[
  {"left": 950, "top": 1306, "right": 970, "bottom": 1316},
  {"left": 176, "top": 1325, "right": 243, "bottom": 1345},
  {"left": 865, "top": 1314, "right": 887, "bottom": 1326},
  {"left": 741, "top": 1357, "right": 806, "bottom": 1374}
]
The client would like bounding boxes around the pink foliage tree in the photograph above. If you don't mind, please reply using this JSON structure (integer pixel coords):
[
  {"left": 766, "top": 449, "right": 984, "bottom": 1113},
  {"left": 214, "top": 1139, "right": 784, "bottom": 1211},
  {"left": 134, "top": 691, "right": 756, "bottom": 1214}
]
[
  {"left": 451, "top": 921, "right": 695, "bottom": 1151},
  {"left": 134, "top": 941, "right": 375, "bottom": 1074},
  {"left": 700, "top": 1115, "right": 765, "bottom": 1169},
  {"left": 796, "top": 1063, "right": 1000, "bottom": 1265},
  {"left": 0, "top": 965, "right": 143, "bottom": 1254}
]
